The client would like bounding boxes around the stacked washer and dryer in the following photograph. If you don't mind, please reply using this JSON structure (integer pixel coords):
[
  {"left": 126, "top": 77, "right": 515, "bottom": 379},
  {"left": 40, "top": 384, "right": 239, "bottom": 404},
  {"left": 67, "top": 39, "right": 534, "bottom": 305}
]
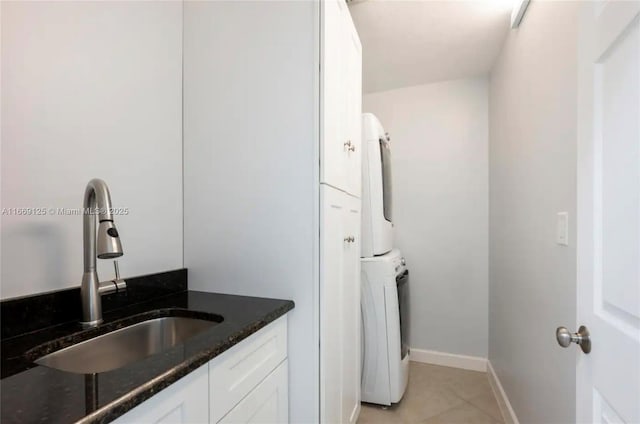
[{"left": 360, "top": 113, "right": 410, "bottom": 406}]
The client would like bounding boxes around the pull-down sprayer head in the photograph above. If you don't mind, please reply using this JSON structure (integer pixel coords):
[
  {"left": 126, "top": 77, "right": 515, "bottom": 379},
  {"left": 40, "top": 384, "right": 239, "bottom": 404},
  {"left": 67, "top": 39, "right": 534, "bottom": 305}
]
[{"left": 97, "top": 220, "right": 123, "bottom": 259}]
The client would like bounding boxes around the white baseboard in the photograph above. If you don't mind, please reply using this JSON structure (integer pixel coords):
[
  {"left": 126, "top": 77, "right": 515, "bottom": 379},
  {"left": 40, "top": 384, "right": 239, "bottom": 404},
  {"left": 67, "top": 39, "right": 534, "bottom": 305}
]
[
  {"left": 487, "top": 361, "right": 519, "bottom": 424},
  {"left": 409, "top": 348, "right": 487, "bottom": 372},
  {"left": 349, "top": 401, "right": 360, "bottom": 424}
]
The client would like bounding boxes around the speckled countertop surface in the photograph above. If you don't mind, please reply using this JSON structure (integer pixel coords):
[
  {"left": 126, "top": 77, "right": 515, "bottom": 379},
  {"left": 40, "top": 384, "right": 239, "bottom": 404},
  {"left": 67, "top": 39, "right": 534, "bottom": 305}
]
[{"left": 0, "top": 271, "right": 294, "bottom": 424}]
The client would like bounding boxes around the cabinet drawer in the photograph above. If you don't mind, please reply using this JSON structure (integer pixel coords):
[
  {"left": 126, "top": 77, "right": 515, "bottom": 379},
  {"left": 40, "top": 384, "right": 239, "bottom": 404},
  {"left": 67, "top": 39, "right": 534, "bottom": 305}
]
[
  {"left": 112, "top": 364, "right": 209, "bottom": 424},
  {"left": 210, "top": 316, "right": 287, "bottom": 423},
  {"left": 218, "top": 360, "right": 288, "bottom": 424}
]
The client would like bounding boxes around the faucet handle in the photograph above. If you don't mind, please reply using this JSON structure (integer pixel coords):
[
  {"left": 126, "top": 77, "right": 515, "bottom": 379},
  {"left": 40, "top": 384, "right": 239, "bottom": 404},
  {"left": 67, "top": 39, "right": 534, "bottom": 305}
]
[
  {"left": 112, "top": 260, "right": 126, "bottom": 291},
  {"left": 98, "top": 260, "right": 127, "bottom": 295},
  {"left": 113, "top": 260, "right": 121, "bottom": 281}
]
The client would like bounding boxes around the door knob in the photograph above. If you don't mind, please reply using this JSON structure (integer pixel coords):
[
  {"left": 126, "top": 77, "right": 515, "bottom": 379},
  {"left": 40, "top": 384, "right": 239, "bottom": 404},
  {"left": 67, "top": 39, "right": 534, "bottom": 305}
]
[{"left": 556, "top": 325, "right": 591, "bottom": 354}]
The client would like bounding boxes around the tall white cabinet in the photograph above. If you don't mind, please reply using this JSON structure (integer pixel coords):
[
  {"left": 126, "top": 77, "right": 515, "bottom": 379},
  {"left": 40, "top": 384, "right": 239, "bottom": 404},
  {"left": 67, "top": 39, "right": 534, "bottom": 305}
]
[
  {"left": 183, "top": 1, "right": 362, "bottom": 422},
  {"left": 320, "top": 1, "right": 363, "bottom": 423}
]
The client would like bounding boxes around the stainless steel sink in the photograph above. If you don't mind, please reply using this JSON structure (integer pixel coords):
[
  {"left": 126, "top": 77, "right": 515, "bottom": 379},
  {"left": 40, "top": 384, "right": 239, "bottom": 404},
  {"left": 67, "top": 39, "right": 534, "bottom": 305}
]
[{"left": 35, "top": 316, "right": 218, "bottom": 374}]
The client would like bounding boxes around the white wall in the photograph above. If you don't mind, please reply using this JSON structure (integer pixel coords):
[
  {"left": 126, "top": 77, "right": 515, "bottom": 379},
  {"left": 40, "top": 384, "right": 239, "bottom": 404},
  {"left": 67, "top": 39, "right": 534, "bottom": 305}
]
[
  {"left": 364, "top": 77, "right": 489, "bottom": 358},
  {"left": 1, "top": 1, "right": 183, "bottom": 299},
  {"left": 489, "top": 2, "right": 579, "bottom": 423},
  {"left": 183, "top": 2, "right": 319, "bottom": 422}
]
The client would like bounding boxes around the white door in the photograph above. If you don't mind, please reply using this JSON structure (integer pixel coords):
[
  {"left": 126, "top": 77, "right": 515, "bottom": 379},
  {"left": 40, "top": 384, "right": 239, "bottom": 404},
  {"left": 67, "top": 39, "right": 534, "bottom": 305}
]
[{"left": 576, "top": 1, "right": 640, "bottom": 422}]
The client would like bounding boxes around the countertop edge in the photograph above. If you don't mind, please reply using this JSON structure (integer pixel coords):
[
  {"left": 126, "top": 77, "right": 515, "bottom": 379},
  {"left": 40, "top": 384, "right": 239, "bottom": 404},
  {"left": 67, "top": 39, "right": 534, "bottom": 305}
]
[{"left": 78, "top": 300, "right": 294, "bottom": 424}]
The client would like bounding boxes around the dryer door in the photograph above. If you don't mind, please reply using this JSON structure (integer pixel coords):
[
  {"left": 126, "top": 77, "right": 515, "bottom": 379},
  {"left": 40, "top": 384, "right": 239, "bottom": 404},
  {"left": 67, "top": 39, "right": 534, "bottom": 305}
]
[{"left": 379, "top": 136, "right": 393, "bottom": 223}]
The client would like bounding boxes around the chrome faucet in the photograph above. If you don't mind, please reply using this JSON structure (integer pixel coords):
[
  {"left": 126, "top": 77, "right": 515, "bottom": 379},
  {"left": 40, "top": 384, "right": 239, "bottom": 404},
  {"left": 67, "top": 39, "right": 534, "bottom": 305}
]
[{"left": 80, "top": 179, "right": 124, "bottom": 328}]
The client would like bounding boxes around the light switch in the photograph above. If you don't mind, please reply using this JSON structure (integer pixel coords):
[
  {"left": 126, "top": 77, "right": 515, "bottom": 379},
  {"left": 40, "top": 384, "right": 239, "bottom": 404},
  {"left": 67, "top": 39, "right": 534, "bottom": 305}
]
[{"left": 556, "top": 212, "right": 569, "bottom": 246}]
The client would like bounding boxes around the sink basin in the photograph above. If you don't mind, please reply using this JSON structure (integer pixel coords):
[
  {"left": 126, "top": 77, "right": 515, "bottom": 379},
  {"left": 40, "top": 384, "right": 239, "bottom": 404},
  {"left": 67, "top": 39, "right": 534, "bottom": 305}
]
[{"left": 35, "top": 316, "right": 219, "bottom": 374}]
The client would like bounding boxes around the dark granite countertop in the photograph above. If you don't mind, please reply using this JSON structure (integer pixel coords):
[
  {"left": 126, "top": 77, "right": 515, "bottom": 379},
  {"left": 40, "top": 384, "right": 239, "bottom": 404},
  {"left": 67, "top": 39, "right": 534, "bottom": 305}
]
[{"left": 0, "top": 270, "right": 294, "bottom": 424}]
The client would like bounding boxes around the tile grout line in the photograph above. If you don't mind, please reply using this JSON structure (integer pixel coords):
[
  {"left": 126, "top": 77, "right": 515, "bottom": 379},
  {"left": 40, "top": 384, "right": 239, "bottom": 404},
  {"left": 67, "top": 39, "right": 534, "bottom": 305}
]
[
  {"left": 443, "top": 386, "right": 503, "bottom": 424},
  {"left": 418, "top": 361, "right": 503, "bottom": 423},
  {"left": 414, "top": 397, "right": 498, "bottom": 424},
  {"left": 358, "top": 363, "right": 503, "bottom": 423},
  {"left": 457, "top": 395, "right": 504, "bottom": 424}
]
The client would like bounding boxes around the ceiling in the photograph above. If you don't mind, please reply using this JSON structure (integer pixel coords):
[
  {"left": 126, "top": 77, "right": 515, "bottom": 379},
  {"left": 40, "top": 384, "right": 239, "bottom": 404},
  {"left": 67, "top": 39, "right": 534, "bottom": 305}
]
[{"left": 349, "top": 0, "right": 512, "bottom": 93}]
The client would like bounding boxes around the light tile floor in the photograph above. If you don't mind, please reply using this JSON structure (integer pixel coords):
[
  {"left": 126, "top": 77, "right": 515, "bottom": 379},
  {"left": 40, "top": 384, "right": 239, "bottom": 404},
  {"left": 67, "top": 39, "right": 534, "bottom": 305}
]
[{"left": 358, "top": 362, "right": 504, "bottom": 424}]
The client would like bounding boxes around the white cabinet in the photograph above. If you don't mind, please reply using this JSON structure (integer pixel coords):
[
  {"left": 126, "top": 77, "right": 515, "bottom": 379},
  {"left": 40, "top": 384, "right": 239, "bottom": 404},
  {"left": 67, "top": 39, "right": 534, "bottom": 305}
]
[
  {"left": 341, "top": 195, "right": 361, "bottom": 424},
  {"left": 209, "top": 317, "right": 287, "bottom": 423},
  {"left": 219, "top": 361, "right": 288, "bottom": 424},
  {"left": 321, "top": 0, "right": 347, "bottom": 192},
  {"left": 343, "top": 9, "right": 363, "bottom": 199},
  {"left": 320, "top": 186, "right": 361, "bottom": 424},
  {"left": 321, "top": 0, "right": 362, "bottom": 198},
  {"left": 112, "top": 317, "right": 288, "bottom": 424},
  {"left": 112, "top": 365, "right": 209, "bottom": 424},
  {"left": 319, "top": 5, "right": 363, "bottom": 420},
  {"left": 320, "top": 4, "right": 362, "bottom": 422},
  {"left": 320, "top": 186, "right": 346, "bottom": 424}
]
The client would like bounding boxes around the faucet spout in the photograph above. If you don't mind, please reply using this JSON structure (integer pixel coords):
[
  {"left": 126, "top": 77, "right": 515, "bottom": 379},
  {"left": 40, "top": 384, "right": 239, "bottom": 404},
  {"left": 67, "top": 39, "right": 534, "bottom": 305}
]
[{"left": 81, "top": 179, "right": 123, "bottom": 327}]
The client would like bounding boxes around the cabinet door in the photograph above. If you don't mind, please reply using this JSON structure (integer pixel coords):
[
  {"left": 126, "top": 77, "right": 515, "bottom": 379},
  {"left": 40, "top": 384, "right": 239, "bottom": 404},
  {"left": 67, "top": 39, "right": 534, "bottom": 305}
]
[
  {"left": 209, "top": 316, "right": 287, "bottom": 424},
  {"left": 218, "top": 360, "right": 288, "bottom": 424},
  {"left": 343, "top": 11, "right": 362, "bottom": 198},
  {"left": 342, "top": 195, "right": 361, "bottom": 424},
  {"left": 321, "top": 0, "right": 362, "bottom": 198},
  {"left": 320, "top": 186, "right": 362, "bottom": 424},
  {"left": 112, "top": 365, "right": 209, "bottom": 424},
  {"left": 320, "top": 0, "right": 347, "bottom": 191},
  {"left": 320, "top": 185, "right": 345, "bottom": 424}
]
